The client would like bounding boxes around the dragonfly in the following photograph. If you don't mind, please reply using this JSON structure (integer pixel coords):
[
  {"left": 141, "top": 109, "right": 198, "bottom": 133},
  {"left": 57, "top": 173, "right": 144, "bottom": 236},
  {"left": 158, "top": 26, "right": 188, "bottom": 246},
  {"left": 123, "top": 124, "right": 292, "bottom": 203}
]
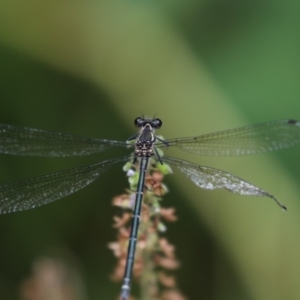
[{"left": 0, "top": 117, "right": 300, "bottom": 299}]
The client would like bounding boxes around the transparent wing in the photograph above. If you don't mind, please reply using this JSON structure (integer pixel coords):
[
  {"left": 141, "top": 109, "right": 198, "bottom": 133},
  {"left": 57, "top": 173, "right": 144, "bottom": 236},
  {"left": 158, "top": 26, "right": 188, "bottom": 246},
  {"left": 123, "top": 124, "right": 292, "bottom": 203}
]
[
  {"left": 163, "top": 156, "right": 286, "bottom": 210},
  {"left": 158, "top": 119, "right": 300, "bottom": 156},
  {"left": 0, "top": 156, "right": 130, "bottom": 214},
  {"left": 0, "top": 124, "right": 128, "bottom": 157}
]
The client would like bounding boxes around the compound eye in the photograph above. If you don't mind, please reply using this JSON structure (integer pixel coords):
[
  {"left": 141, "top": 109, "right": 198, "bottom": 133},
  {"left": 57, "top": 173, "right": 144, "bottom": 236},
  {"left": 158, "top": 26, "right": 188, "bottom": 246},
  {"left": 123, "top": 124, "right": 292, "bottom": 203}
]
[
  {"left": 153, "top": 118, "right": 162, "bottom": 128},
  {"left": 134, "top": 117, "right": 144, "bottom": 127}
]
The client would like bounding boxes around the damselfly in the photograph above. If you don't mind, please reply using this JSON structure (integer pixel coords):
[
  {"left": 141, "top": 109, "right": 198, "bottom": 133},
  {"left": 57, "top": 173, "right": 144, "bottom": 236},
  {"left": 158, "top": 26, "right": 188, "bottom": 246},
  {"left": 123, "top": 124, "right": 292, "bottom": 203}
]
[{"left": 0, "top": 117, "right": 299, "bottom": 299}]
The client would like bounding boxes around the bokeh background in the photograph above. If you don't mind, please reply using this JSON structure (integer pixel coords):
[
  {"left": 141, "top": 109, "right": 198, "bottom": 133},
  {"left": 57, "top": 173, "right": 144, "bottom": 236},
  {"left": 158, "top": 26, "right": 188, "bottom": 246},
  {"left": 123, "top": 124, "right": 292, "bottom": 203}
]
[{"left": 0, "top": 1, "right": 300, "bottom": 299}]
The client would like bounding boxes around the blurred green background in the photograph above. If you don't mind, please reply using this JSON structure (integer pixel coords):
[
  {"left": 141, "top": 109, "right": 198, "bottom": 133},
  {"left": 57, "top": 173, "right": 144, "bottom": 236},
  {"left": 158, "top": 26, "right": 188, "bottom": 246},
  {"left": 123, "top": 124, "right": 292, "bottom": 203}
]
[{"left": 0, "top": 1, "right": 300, "bottom": 299}]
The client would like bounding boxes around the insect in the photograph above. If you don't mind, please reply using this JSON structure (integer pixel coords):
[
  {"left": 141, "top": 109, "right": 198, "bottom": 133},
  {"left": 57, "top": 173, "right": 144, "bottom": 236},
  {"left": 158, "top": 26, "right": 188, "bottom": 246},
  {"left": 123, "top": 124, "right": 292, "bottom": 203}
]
[{"left": 0, "top": 117, "right": 299, "bottom": 299}]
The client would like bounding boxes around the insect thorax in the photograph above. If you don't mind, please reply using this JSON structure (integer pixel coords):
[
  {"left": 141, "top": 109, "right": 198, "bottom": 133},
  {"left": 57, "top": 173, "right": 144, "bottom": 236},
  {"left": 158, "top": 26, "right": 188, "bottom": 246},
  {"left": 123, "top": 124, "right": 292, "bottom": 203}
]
[{"left": 134, "top": 140, "right": 155, "bottom": 157}]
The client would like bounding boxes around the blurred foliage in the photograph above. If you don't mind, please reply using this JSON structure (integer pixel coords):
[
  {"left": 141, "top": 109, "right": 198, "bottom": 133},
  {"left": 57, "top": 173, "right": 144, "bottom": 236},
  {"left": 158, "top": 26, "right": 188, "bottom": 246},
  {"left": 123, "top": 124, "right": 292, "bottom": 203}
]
[{"left": 0, "top": 1, "right": 300, "bottom": 299}]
